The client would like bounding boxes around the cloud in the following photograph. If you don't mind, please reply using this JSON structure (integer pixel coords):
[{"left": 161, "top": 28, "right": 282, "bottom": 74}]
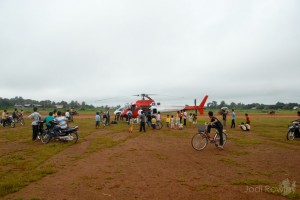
[{"left": 0, "top": 0, "right": 299, "bottom": 105}]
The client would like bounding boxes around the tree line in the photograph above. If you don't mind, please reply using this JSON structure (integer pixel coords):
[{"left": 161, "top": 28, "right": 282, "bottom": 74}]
[
  {"left": 0, "top": 96, "right": 298, "bottom": 111},
  {"left": 207, "top": 100, "right": 299, "bottom": 110},
  {"left": 0, "top": 96, "right": 120, "bottom": 110}
]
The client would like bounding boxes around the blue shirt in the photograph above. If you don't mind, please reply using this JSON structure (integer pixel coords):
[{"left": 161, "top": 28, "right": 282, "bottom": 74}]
[
  {"left": 232, "top": 112, "right": 236, "bottom": 120},
  {"left": 44, "top": 115, "right": 54, "bottom": 126},
  {"left": 95, "top": 115, "right": 100, "bottom": 121}
]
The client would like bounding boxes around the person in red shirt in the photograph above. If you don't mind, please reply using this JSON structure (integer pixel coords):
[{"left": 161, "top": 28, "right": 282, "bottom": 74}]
[{"left": 245, "top": 113, "right": 250, "bottom": 124}]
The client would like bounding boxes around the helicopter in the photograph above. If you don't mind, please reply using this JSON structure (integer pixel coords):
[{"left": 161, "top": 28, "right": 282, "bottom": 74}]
[{"left": 113, "top": 94, "right": 208, "bottom": 118}]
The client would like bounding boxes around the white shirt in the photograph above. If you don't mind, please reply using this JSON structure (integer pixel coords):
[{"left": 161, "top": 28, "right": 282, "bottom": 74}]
[{"left": 55, "top": 116, "right": 68, "bottom": 129}]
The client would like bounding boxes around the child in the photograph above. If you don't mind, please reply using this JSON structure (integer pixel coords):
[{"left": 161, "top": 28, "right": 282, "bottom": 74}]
[
  {"left": 102, "top": 112, "right": 107, "bottom": 127},
  {"left": 188, "top": 113, "right": 193, "bottom": 127},
  {"left": 95, "top": 112, "right": 100, "bottom": 129},
  {"left": 170, "top": 115, "right": 175, "bottom": 129},
  {"left": 156, "top": 111, "right": 161, "bottom": 122},
  {"left": 175, "top": 111, "right": 180, "bottom": 129},
  {"left": 129, "top": 117, "right": 134, "bottom": 133},
  {"left": 245, "top": 113, "right": 250, "bottom": 125},
  {"left": 151, "top": 116, "right": 157, "bottom": 129},
  {"left": 239, "top": 122, "right": 250, "bottom": 131},
  {"left": 192, "top": 114, "right": 197, "bottom": 128},
  {"left": 165, "top": 114, "right": 170, "bottom": 128}
]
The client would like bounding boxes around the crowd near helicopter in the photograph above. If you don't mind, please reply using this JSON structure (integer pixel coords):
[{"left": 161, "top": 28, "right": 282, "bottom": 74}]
[{"left": 112, "top": 94, "right": 208, "bottom": 118}]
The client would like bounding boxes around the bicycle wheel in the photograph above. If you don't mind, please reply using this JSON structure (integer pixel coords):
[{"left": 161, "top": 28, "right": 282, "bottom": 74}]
[
  {"left": 191, "top": 133, "right": 208, "bottom": 151},
  {"left": 214, "top": 132, "right": 227, "bottom": 146},
  {"left": 156, "top": 121, "right": 163, "bottom": 130}
]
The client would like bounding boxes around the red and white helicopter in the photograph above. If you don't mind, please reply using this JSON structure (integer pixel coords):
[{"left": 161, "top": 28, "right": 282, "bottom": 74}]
[{"left": 113, "top": 94, "right": 208, "bottom": 118}]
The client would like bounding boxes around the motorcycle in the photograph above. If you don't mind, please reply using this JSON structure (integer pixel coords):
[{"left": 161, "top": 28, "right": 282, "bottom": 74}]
[
  {"left": 286, "top": 120, "right": 300, "bottom": 140},
  {"left": 40, "top": 120, "right": 79, "bottom": 144},
  {"left": 15, "top": 116, "right": 25, "bottom": 126},
  {"left": 1, "top": 115, "right": 15, "bottom": 128}
]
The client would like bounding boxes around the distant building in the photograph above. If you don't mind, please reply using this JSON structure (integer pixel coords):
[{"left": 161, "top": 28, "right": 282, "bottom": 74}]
[
  {"left": 55, "top": 104, "right": 64, "bottom": 109},
  {"left": 14, "top": 104, "right": 23, "bottom": 108}
]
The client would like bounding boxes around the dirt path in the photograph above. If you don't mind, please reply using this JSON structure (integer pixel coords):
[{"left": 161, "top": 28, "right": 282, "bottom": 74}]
[{"left": 3, "top": 115, "right": 300, "bottom": 200}]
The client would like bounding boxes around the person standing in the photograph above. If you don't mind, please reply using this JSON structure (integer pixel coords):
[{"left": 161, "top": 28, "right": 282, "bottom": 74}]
[
  {"left": 192, "top": 114, "right": 197, "bottom": 128},
  {"left": 245, "top": 113, "right": 250, "bottom": 125},
  {"left": 65, "top": 109, "right": 70, "bottom": 121},
  {"left": 106, "top": 110, "right": 110, "bottom": 126},
  {"left": 95, "top": 112, "right": 101, "bottom": 129},
  {"left": 183, "top": 110, "right": 187, "bottom": 126},
  {"left": 139, "top": 111, "right": 146, "bottom": 132},
  {"left": 221, "top": 109, "right": 228, "bottom": 128},
  {"left": 28, "top": 107, "right": 41, "bottom": 141},
  {"left": 207, "top": 111, "right": 224, "bottom": 149},
  {"left": 231, "top": 109, "right": 236, "bottom": 128},
  {"left": 188, "top": 113, "right": 193, "bottom": 128},
  {"left": 175, "top": 111, "right": 180, "bottom": 129},
  {"left": 165, "top": 114, "right": 170, "bottom": 128},
  {"left": 170, "top": 115, "right": 175, "bottom": 129},
  {"left": 179, "top": 110, "right": 183, "bottom": 124}
]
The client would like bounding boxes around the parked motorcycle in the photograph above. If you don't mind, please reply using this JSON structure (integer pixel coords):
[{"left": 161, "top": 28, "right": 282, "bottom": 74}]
[
  {"left": 0, "top": 115, "right": 15, "bottom": 128},
  {"left": 286, "top": 120, "right": 300, "bottom": 140},
  {"left": 40, "top": 121, "right": 79, "bottom": 144}
]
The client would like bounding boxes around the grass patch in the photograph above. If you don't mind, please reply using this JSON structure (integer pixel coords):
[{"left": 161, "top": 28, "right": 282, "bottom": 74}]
[
  {"left": 154, "top": 153, "right": 169, "bottom": 160},
  {"left": 229, "top": 150, "right": 250, "bottom": 156},
  {"left": 230, "top": 178, "right": 273, "bottom": 185},
  {"left": 219, "top": 157, "right": 241, "bottom": 166},
  {"left": 230, "top": 137, "right": 262, "bottom": 145},
  {"left": 195, "top": 184, "right": 209, "bottom": 191}
]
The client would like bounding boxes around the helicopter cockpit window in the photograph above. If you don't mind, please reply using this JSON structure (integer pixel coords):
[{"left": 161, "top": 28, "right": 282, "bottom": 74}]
[{"left": 152, "top": 108, "right": 157, "bottom": 114}]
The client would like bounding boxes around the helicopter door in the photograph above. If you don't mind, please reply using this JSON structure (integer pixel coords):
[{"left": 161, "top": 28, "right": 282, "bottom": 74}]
[{"left": 152, "top": 108, "right": 158, "bottom": 115}]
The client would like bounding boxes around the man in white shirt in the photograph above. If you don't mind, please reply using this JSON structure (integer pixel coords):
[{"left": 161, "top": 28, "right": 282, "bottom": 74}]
[{"left": 53, "top": 111, "right": 68, "bottom": 135}]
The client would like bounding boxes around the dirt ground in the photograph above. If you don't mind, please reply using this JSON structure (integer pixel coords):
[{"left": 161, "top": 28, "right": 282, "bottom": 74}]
[{"left": 3, "top": 114, "right": 300, "bottom": 200}]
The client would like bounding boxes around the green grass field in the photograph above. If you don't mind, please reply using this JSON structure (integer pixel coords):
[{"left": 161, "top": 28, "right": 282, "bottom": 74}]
[{"left": 0, "top": 110, "right": 299, "bottom": 199}]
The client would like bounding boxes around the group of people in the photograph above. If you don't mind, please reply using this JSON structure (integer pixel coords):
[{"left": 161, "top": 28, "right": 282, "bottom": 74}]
[
  {"left": 220, "top": 108, "right": 251, "bottom": 131},
  {"left": 1, "top": 108, "right": 24, "bottom": 127},
  {"left": 28, "top": 107, "right": 70, "bottom": 141},
  {"left": 95, "top": 110, "right": 111, "bottom": 128}
]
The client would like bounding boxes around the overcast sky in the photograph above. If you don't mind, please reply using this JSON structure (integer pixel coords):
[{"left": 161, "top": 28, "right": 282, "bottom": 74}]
[{"left": 0, "top": 0, "right": 299, "bottom": 106}]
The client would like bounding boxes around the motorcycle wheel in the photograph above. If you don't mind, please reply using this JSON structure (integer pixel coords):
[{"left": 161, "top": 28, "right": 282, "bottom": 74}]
[
  {"left": 41, "top": 130, "right": 52, "bottom": 144},
  {"left": 68, "top": 132, "right": 78, "bottom": 144},
  {"left": 287, "top": 130, "right": 295, "bottom": 140}
]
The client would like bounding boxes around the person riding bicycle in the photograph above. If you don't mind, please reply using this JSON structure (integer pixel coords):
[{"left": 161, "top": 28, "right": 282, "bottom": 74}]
[{"left": 207, "top": 111, "right": 224, "bottom": 149}]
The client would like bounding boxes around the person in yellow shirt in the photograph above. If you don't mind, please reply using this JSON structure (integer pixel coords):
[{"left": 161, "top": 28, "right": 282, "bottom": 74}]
[
  {"left": 165, "top": 114, "right": 170, "bottom": 128},
  {"left": 151, "top": 116, "right": 157, "bottom": 129},
  {"left": 1, "top": 110, "right": 7, "bottom": 127}
]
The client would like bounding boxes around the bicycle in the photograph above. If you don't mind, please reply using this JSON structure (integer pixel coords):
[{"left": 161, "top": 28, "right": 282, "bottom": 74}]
[
  {"left": 191, "top": 123, "right": 227, "bottom": 151},
  {"left": 146, "top": 120, "right": 163, "bottom": 130},
  {"left": 155, "top": 121, "right": 163, "bottom": 129}
]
